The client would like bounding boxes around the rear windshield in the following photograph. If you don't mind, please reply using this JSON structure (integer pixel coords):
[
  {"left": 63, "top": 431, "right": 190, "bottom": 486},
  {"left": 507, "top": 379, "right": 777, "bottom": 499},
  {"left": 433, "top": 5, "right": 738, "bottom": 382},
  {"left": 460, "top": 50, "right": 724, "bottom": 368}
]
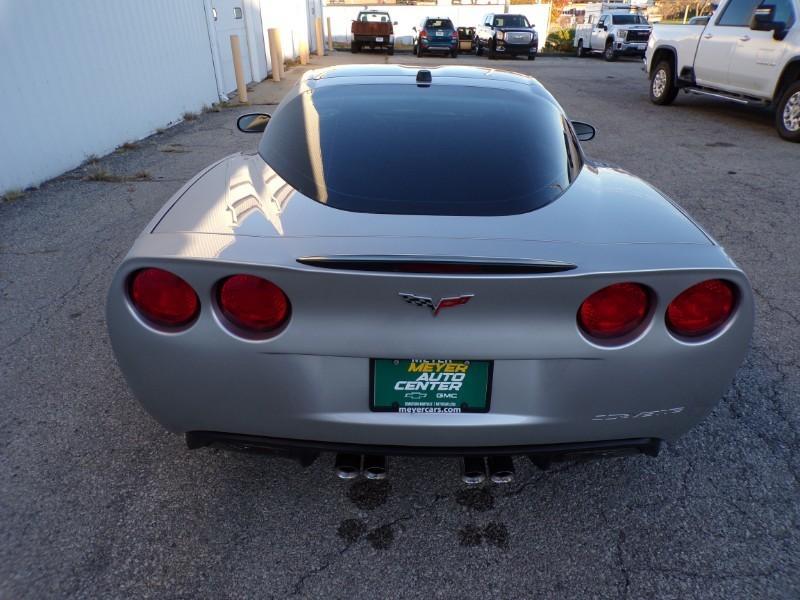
[
  {"left": 359, "top": 12, "right": 389, "bottom": 22},
  {"left": 612, "top": 14, "right": 648, "bottom": 24},
  {"left": 426, "top": 19, "right": 453, "bottom": 29},
  {"left": 494, "top": 15, "right": 531, "bottom": 28},
  {"left": 259, "top": 84, "right": 580, "bottom": 216}
]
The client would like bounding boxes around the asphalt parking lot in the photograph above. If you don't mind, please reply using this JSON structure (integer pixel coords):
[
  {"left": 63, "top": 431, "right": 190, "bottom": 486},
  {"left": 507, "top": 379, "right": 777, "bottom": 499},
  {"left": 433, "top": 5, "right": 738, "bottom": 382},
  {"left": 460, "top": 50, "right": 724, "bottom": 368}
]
[{"left": 2, "top": 52, "right": 799, "bottom": 599}]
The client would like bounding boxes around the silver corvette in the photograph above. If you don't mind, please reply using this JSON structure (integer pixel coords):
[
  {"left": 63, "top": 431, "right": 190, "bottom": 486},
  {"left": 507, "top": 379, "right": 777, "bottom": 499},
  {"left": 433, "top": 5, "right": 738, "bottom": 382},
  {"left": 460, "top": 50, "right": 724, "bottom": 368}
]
[{"left": 107, "top": 65, "right": 753, "bottom": 483}]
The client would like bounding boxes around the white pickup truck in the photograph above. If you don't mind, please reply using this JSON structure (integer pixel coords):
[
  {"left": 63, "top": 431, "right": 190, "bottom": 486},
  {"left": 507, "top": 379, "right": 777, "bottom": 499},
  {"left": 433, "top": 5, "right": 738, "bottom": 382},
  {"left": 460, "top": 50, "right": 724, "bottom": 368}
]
[
  {"left": 575, "top": 3, "right": 652, "bottom": 61},
  {"left": 645, "top": 0, "right": 800, "bottom": 141}
]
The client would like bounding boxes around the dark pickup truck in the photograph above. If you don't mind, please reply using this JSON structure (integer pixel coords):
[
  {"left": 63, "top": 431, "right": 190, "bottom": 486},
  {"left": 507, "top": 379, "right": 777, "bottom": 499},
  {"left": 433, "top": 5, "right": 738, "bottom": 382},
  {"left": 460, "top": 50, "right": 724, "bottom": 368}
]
[
  {"left": 351, "top": 10, "right": 396, "bottom": 55},
  {"left": 474, "top": 13, "right": 538, "bottom": 60}
]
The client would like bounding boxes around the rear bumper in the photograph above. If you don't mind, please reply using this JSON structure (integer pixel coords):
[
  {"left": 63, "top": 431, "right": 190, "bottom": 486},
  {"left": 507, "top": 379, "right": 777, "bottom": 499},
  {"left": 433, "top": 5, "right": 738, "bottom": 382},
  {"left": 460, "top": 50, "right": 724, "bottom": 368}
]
[
  {"left": 421, "top": 41, "right": 458, "bottom": 51},
  {"left": 108, "top": 241, "right": 753, "bottom": 451},
  {"left": 353, "top": 35, "right": 392, "bottom": 45},
  {"left": 187, "top": 430, "right": 663, "bottom": 461}
]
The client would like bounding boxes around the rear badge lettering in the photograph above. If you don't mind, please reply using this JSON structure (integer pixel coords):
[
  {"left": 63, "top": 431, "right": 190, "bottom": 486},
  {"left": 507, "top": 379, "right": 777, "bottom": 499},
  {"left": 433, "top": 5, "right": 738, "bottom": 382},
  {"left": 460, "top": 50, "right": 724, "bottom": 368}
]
[
  {"left": 592, "top": 407, "right": 685, "bottom": 421},
  {"left": 399, "top": 292, "right": 473, "bottom": 316}
]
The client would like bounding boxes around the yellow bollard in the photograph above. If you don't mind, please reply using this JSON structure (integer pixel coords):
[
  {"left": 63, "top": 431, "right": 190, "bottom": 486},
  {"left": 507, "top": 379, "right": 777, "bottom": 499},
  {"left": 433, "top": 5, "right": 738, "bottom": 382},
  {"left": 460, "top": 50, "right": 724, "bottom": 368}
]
[
  {"left": 230, "top": 35, "right": 248, "bottom": 103},
  {"left": 267, "top": 28, "right": 282, "bottom": 81},
  {"left": 299, "top": 40, "right": 309, "bottom": 65},
  {"left": 327, "top": 16, "right": 334, "bottom": 52},
  {"left": 315, "top": 17, "right": 324, "bottom": 57}
]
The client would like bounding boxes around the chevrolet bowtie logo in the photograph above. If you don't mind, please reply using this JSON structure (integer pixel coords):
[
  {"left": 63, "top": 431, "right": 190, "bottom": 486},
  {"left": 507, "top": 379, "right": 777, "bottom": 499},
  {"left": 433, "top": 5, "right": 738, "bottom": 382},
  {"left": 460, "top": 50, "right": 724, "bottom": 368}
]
[{"left": 399, "top": 293, "right": 474, "bottom": 316}]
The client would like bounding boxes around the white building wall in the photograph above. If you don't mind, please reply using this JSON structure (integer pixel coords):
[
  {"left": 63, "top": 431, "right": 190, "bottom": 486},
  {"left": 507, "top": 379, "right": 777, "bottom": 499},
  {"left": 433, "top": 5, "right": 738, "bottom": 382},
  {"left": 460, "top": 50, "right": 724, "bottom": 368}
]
[
  {"left": 259, "top": 0, "right": 314, "bottom": 74},
  {"left": 0, "top": 0, "right": 221, "bottom": 194},
  {"left": 324, "top": 3, "right": 551, "bottom": 50}
]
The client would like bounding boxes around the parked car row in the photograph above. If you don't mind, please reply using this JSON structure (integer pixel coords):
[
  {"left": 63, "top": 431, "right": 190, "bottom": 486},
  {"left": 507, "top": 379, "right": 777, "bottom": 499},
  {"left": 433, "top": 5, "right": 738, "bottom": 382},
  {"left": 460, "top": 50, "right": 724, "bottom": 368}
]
[
  {"left": 414, "top": 13, "right": 540, "bottom": 60},
  {"left": 351, "top": 10, "right": 539, "bottom": 60}
]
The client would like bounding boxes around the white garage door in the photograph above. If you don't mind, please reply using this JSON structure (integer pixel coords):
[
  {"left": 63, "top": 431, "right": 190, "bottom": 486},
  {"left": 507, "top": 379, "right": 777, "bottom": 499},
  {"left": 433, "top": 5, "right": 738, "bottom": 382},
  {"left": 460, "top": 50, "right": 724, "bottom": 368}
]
[{"left": 211, "top": 0, "right": 253, "bottom": 93}]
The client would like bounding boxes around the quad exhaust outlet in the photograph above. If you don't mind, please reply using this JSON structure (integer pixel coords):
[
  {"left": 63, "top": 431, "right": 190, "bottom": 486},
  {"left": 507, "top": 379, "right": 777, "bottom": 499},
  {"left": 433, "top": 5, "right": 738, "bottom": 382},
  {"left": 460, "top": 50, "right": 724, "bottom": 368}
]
[
  {"left": 334, "top": 453, "right": 361, "bottom": 479},
  {"left": 487, "top": 456, "right": 515, "bottom": 484},
  {"left": 334, "top": 453, "right": 387, "bottom": 480},
  {"left": 461, "top": 456, "right": 487, "bottom": 485},
  {"left": 461, "top": 456, "right": 515, "bottom": 485}
]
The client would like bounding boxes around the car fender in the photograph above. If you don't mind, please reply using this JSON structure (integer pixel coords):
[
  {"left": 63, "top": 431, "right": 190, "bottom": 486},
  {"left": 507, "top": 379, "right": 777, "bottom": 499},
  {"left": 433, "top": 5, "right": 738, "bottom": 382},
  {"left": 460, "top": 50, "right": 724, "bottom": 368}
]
[
  {"left": 772, "top": 56, "right": 800, "bottom": 102},
  {"left": 648, "top": 44, "right": 679, "bottom": 82}
]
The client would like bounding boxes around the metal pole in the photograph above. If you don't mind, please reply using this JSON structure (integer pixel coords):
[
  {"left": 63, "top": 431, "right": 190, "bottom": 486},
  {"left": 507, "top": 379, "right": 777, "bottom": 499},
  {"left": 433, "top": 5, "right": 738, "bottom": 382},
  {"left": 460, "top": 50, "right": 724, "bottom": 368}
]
[
  {"left": 230, "top": 35, "right": 248, "bottom": 103},
  {"left": 327, "top": 16, "right": 334, "bottom": 52}
]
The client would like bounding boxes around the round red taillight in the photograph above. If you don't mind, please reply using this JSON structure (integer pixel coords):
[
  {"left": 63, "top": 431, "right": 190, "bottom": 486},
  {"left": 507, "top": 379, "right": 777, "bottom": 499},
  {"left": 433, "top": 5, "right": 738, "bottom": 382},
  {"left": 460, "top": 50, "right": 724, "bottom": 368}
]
[
  {"left": 578, "top": 282, "right": 650, "bottom": 340},
  {"left": 666, "top": 279, "right": 736, "bottom": 337},
  {"left": 129, "top": 268, "right": 199, "bottom": 328},
  {"left": 218, "top": 274, "right": 290, "bottom": 333}
]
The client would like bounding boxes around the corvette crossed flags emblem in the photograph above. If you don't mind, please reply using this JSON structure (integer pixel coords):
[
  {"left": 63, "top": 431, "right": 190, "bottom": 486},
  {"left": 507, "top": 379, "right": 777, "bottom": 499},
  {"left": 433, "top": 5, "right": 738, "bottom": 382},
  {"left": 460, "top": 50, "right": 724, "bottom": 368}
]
[{"left": 399, "top": 292, "right": 474, "bottom": 316}]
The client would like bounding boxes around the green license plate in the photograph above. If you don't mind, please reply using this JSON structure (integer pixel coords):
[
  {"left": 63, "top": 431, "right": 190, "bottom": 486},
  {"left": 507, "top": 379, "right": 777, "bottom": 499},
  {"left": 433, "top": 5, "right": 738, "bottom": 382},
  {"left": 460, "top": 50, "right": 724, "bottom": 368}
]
[{"left": 371, "top": 359, "right": 492, "bottom": 413}]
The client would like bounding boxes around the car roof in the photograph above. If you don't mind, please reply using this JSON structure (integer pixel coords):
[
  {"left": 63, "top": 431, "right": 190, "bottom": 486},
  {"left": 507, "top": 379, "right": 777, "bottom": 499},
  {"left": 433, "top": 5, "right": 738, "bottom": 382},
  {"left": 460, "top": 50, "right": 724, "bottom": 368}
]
[{"left": 302, "top": 64, "right": 552, "bottom": 100}]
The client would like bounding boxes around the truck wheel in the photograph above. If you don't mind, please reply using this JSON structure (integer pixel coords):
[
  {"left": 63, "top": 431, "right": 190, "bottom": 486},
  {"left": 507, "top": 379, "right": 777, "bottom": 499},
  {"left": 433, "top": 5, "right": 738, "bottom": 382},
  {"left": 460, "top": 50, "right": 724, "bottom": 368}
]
[
  {"left": 488, "top": 41, "right": 498, "bottom": 60},
  {"left": 577, "top": 39, "right": 586, "bottom": 57},
  {"left": 650, "top": 60, "right": 678, "bottom": 106},
  {"left": 451, "top": 49, "right": 458, "bottom": 58},
  {"left": 350, "top": 42, "right": 360, "bottom": 54},
  {"left": 603, "top": 41, "right": 617, "bottom": 62},
  {"left": 776, "top": 81, "right": 800, "bottom": 142}
]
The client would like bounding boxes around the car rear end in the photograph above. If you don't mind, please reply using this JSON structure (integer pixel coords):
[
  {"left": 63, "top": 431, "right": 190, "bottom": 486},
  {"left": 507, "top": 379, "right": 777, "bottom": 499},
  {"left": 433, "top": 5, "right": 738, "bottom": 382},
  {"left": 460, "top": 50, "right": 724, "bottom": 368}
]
[
  {"left": 351, "top": 12, "right": 394, "bottom": 53},
  {"left": 457, "top": 27, "right": 474, "bottom": 52},
  {"left": 108, "top": 227, "right": 753, "bottom": 453},
  {"left": 420, "top": 18, "right": 458, "bottom": 55},
  {"left": 107, "top": 67, "right": 753, "bottom": 475}
]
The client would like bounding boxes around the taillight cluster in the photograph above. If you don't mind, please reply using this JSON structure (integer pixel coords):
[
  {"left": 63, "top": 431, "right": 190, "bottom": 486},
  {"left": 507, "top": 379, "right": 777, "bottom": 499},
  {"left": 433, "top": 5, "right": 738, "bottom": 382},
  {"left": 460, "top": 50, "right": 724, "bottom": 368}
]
[
  {"left": 128, "top": 268, "right": 290, "bottom": 336},
  {"left": 578, "top": 279, "right": 736, "bottom": 343},
  {"left": 129, "top": 268, "right": 199, "bottom": 327}
]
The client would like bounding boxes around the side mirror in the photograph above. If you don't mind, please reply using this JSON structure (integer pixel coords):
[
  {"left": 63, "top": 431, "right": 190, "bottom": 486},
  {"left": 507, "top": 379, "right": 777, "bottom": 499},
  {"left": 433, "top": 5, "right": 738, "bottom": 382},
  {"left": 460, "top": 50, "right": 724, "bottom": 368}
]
[
  {"left": 749, "top": 5, "right": 788, "bottom": 39},
  {"left": 412, "top": 26, "right": 417, "bottom": 32},
  {"left": 571, "top": 121, "right": 596, "bottom": 141},
  {"left": 393, "top": 21, "right": 398, "bottom": 26},
  {"left": 603, "top": 25, "right": 608, "bottom": 31},
  {"left": 237, "top": 113, "right": 271, "bottom": 133}
]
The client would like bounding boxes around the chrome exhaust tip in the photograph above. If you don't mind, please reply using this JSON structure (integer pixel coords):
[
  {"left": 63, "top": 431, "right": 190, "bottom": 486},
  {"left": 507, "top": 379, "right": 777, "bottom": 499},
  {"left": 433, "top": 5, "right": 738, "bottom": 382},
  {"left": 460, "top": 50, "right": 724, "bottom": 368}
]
[
  {"left": 334, "top": 453, "right": 362, "bottom": 479},
  {"left": 487, "top": 456, "right": 515, "bottom": 484},
  {"left": 363, "top": 455, "right": 387, "bottom": 480},
  {"left": 461, "top": 456, "right": 487, "bottom": 485}
]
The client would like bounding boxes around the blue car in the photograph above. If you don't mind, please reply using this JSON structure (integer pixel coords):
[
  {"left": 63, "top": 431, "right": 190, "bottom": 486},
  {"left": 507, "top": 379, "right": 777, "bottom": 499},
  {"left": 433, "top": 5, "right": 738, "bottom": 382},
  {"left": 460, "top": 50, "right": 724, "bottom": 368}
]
[{"left": 412, "top": 17, "right": 458, "bottom": 58}]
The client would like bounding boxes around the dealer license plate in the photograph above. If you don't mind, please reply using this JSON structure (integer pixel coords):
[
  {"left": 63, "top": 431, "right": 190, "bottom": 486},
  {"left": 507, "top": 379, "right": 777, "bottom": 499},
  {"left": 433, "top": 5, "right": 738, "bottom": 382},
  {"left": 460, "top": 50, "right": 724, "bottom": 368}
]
[
  {"left": 376, "top": 37, "right": 384, "bottom": 42},
  {"left": 371, "top": 359, "right": 491, "bottom": 413}
]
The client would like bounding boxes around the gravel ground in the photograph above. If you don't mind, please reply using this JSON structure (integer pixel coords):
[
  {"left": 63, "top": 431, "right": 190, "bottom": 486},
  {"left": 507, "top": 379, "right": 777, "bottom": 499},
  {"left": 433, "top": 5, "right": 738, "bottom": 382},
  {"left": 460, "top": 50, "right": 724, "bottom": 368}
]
[{"left": 1, "top": 52, "right": 799, "bottom": 599}]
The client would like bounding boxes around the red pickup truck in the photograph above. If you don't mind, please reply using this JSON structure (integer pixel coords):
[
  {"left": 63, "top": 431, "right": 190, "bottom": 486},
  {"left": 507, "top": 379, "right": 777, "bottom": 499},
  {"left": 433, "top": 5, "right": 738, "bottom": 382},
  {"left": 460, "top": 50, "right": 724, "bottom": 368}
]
[{"left": 351, "top": 10, "right": 395, "bottom": 55}]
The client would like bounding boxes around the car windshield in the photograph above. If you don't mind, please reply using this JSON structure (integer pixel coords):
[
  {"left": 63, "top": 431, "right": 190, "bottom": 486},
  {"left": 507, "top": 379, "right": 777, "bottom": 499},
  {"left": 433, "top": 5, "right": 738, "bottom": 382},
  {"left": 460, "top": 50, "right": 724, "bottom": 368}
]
[
  {"left": 612, "top": 14, "right": 648, "bottom": 24},
  {"left": 494, "top": 15, "right": 531, "bottom": 28},
  {"left": 426, "top": 19, "right": 453, "bottom": 29},
  {"left": 259, "top": 84, "right": 580, "bottom": 216},
  {"left": 360, "top": 13, "right": 389, "bottom": 22}
]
